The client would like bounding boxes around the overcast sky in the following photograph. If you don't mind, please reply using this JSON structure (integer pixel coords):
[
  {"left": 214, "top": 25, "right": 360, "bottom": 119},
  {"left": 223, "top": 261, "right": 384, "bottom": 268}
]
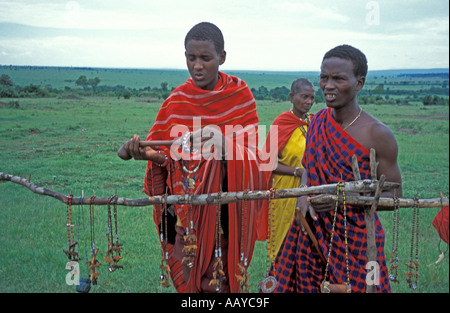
[{"left": 0, "top": 0, "right": 448, "bottom": 71}]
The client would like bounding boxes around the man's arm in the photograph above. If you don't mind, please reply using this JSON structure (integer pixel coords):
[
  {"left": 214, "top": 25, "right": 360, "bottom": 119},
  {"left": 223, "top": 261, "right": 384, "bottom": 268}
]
[
  {"left": 273, "top": 161, "right": 304, "bottom": 177},
  {"left": 370, "top": 123, "right": 403, "bottom": 199}
]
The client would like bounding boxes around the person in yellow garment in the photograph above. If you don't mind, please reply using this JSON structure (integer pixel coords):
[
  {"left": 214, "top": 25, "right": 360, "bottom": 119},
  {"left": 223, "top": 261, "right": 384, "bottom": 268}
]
[{"left": 261, "top": 78, "right": 315, "bottom": 263}]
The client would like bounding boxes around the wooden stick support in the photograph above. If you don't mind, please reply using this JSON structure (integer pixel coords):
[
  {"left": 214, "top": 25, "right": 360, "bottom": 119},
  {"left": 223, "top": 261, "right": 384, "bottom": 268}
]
[
  {"left": 117, "top": 139, "right": 179, "bottom": 160},
  {"left": 296, "top": 212, "right": 327, "bottom": 264},
  {"left": 139, "top": 140, "right": 177, "bottom": 147},
  {"left": 351, "top": 155, "right": 362, "bottom": 182},
  {"left": 364, "top": 175, "right": 384, "bottom": 293}
]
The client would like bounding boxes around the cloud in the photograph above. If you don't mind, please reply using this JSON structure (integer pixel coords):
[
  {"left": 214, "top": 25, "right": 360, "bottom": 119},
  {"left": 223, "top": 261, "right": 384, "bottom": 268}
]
[
  {"left": 270, "top": 1, "right": 350, "bottom": 24},
  {"left": 0, "top": 0, "right": 448, "bottom": 70}
]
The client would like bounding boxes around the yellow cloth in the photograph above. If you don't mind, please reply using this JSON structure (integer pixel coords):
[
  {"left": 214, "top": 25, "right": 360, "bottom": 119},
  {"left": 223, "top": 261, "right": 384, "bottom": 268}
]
[{"left": 270, "top": 126, "right": 307, "bottom": 262}]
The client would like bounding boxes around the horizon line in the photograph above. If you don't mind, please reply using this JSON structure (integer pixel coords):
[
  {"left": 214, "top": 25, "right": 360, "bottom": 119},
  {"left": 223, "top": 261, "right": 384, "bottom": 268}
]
[{"left": 1, "top": 64, "right": 449, "bottom": 74}]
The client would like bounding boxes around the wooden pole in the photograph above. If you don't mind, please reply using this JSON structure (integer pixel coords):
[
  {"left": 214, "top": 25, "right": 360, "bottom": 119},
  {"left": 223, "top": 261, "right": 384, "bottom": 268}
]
[
  {"left": 365, "top": 175, "right": 385, "bottom": 293},
  {"left": 309, "top": 194, "right": 447, "bottom": 210},
  {"left": 139, "top": 140, "right": 177, "bottom": 147},
  {"left": 1, "top": 172, "right": 447, "bottom": 208}
]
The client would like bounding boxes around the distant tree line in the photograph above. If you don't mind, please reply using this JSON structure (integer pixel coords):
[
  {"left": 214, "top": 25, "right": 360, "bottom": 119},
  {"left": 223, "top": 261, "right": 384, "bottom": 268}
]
[{"left": 0, "top": 73, "right": 448, "bottom": 107}]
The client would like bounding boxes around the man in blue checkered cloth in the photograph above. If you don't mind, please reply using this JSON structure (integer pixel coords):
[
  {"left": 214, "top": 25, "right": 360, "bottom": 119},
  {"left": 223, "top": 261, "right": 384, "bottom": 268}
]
[{"left": 266, "top": 45, "right": 402, "bottom": 293}]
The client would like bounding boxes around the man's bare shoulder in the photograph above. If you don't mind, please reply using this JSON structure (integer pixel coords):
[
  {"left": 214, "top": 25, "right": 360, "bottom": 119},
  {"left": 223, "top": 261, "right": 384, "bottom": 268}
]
[
  {"left": 362, "top": 111, "right": 398, "bottom": 157},
  {"left": 352, "top": 110, "right": 397, "bottom": 153},
  {"left": 364, "top": 112, "right": 396, "bottom": 140}
]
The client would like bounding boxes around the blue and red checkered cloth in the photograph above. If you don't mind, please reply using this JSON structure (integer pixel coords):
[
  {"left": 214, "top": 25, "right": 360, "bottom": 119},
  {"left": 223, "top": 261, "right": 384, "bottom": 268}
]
[{"left": 267, "top": 107, "right": 391, "bottom": 293}]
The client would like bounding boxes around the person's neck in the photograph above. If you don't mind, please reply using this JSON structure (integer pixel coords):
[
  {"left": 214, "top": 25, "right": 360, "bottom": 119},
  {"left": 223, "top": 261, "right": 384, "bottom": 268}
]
[
  {"left": 291, "top": 109, "right": 308, "bottom": 120},
  {"left": 332, "top": 103, "right": 362, "bottom": 129}
]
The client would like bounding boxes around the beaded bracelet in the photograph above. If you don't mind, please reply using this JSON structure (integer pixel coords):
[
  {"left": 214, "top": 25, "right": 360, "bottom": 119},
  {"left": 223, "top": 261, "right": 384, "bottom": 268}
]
[{"left": 155, "top": 151, "right": 169, "bottom": 167}]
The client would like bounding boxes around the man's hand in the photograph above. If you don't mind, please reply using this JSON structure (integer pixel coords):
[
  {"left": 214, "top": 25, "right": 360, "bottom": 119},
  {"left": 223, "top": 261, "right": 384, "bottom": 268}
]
[
  {"left": 117, "top": 134, "right": 164, "bottom": 162},
  {"left": 295, "top": 195, "right": 317, "bottom": 235}
]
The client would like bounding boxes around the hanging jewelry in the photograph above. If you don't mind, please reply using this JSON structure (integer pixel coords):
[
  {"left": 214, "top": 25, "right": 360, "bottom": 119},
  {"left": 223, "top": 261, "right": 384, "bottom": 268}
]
[
  {"left": 320, "top": 181, "right": 351, "bottom": 293},
  {"left": 159, "top": 189, "right": 171, "bottom": 288},
  {"left": 388, "top": 192, "right": 400, "bottom": 283},
  {"left": 104, "top": 194, "right": 123, "bottom": 272},
  {"left": 236, "top": 188, "right": 250, "bottom": 293},
  {"left": 86, "top": 195, "right": 101, "bottom": 285},
  {"left": 209, "top": 187, "right": 225, "bottom": 292},
  {"left": 180, "top": 145, "right": 199, "bottom": 270},
  {"left": 63, "top": 194, "right": 80, "bottom": 261},
  {"left": 181, "top": 131, "right": 201, "bottom": 190},
  {"left": 104, "top": 195, "right": 114, "bottom": 267},
  {"left": 111, "top": 193, "right": 123, "bottom": 269},
  {"left": 260, "top": 182, "right": 278, "bottom": 293},
  {"left": 405, "top": 193, "right": 420, "bottom": 290},
  {"left": 76, "top": 190, "right": 92, "bottom": 293},
  {"left": 181, "top": 175, "right": 197, "bottom": 269}
]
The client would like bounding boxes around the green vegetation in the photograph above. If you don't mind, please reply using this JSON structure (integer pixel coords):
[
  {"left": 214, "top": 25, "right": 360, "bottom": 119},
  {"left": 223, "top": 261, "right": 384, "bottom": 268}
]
[
  {"left": 0, "top": 67, "right": 448, "bottom": 293},
  {"left": 1, "top": 66, "right": 448, "bottom": 105}
]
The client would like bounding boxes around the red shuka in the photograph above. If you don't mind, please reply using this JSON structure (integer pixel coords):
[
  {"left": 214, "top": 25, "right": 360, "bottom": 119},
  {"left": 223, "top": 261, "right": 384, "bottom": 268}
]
[
  {"left": 143, "top": 72, "right": 265, "bottom": 292},
  {"left": 258, "top": 111, "right": 313, "bottom": 240}
]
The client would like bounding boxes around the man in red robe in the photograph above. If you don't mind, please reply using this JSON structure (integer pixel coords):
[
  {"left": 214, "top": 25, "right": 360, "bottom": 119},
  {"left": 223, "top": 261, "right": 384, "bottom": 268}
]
[{"left": 118, "top": 22, "right": 265, "bottom": 293}]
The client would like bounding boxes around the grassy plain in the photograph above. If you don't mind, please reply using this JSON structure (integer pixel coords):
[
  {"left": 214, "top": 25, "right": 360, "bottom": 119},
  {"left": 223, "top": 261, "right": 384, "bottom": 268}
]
[{"left": 0, "top": 68, "right": 449, "bottom": 293}]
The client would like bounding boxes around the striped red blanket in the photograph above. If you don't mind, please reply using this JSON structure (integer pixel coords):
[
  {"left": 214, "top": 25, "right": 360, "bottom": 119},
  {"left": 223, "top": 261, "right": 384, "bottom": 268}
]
[{"left": 143, "top": 71, "right": 265, "bottom": 292}]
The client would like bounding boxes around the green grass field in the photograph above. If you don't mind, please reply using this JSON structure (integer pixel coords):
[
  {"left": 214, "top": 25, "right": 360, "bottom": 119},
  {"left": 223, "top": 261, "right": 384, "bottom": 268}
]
[{"left": 0, "top": 70, "right": 449, "bottom": 293}]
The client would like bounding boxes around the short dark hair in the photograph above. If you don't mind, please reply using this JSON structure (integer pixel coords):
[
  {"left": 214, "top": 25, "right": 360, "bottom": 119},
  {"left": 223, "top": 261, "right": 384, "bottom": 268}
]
[
  {"left": 322, "top": 44, "right": 368, "bottom": 77},
  {"left": 291, "top": 78, "right": 314, "bottom": 94},
  {"left": 184, "top": 22, "right": 224, "bottom": 54}
]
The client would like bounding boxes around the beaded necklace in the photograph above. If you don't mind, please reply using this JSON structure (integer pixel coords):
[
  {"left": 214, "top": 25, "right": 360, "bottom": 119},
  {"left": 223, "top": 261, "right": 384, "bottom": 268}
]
[
  {"left": 63, "top": 194, "right": 80, "bottom": 262},
  {"left": 290, "top": 109, "right": 309, "bottom": 136},
  {"left": 388, "top": 192, "right": 400, "bottom": 283},
  {"left": 159, "top": 190, "right": 171, "bottom": 287},
  {"left": 180, "top": 132, "right": 200, "bottom": 270},
  {"left": 104, "top": 194, "right": 123, "bottom": 272},
  {"left": 320, "top": 181, "right": 351, "bottom": 293},
  {"left": 405, "top": 194, "right": 420, "bottom": 290},
  {"left": 86, "top": 196, "right": 101, "bottom": 285},
  {"left": 181, "top": 161, "right": 198, "bottom": 270},
  {"left": 209, "top": 188, "right": 225, "bottom": 292},
  {"left": 260, "top": 183, "right": 278, "bottom": 293},
  {"left": 236, "top": 188, "right": 250, "bottom": 293},
  {"left": 181, "top": 192, "right": 197, "bottom": 270}
]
